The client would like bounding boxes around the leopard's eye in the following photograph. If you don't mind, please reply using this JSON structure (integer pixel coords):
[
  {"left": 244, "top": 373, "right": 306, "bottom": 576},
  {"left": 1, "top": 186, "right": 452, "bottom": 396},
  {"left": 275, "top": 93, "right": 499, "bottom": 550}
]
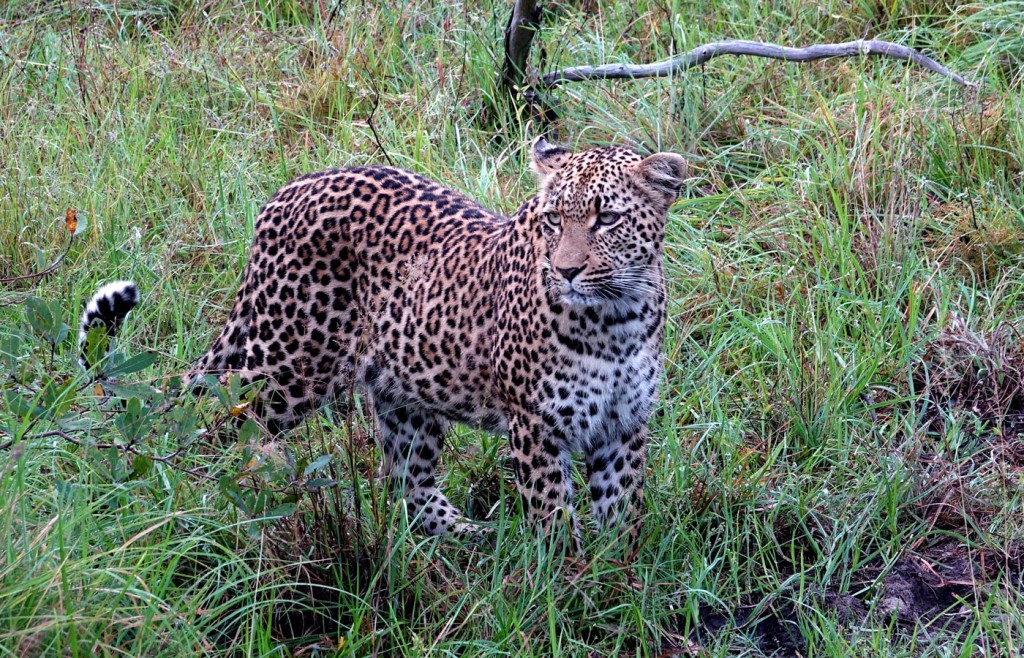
[
  {"left": 594, "top": 211, "right": 623, "bottom": 228},
  {"left": 542, "top": 211, "right": 561, "bottom": 231}
]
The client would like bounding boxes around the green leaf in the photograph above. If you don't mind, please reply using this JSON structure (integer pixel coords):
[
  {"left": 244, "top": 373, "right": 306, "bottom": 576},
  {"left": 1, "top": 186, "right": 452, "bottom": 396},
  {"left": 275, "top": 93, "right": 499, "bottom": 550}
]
[
  {"left": 81, "top": 326, "right": 111, "bottom": 371},
  {"left": 302, "top": 454, "right": 332, "bottom": 477},
  {"left": 25, "top": 297, "right": 68, "bottom": 348},
  {"left": 40, "top": 378, "right": 76, "bottom": 417},
  {"left": 131, "top": 454, "right": 153, "bottom": 479},
  {"left": 228, "top": 372, "right": 242, "bottom": 405},
  {"left": 0, "top": 331, "right": 25, "bottom": 374},
  {"left": 237, "top": 418, "right": 261, "bottom": 444},
  {"left": 218, "top": 475, "right": 250, "bottom": 515},
  {"left": 27, "top": 243, "right": 46, "bottom": 270},
  {"left": 0, "top": 330, "right": 33, "bottom": 383},
  {"left": 72, "top": 214, "right": 88, "bottom": 237},
  {"left": 85, "top": 445, "right": 127, "bottom": 483},
  {"left": 208, "top": 376, "right": 231, "bottom": 408},
  {"left": 113, "top": 397, "right": 152, "bottom": 443},
  {"left": 251, "top": 490, "right": 271, "bottom": 515},
  {"left": 3, "top": 389, "right": 45, "bottom": 420},
  {"left": 54, "top": 479, "right": 77, "bottom": 503},
  {"left": 104, "top": 381, "right": 160, "bottom": 401},
  {"left": 103, "top": 446, "right": 128, "bottom": 484},
  {"left": 281, "top": 445, "right": 296, "bottom": 473},
  {"left": 168, "top": 405, "right": 199, "bottom": 439},
  {"left": 55, "top": 414, "right": 95, "bottom": 431},
  {"left": 105, "top": 352, "right": 156, "bottom": 378},
  {"left": 263, "top": 503, "right": 296, "bottom": 519},
  {"left": 24, "top": 297, "right": 49, "bottom": 336}
]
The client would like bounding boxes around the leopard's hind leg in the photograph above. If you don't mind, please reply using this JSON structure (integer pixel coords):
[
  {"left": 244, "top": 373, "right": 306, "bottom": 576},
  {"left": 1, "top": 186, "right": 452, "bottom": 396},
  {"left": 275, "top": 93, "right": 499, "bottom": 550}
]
[
  {"left": 189, "top": 270, "right": 358, "bottom": 432},
  {"left": 189, "top": 268, "right": 256, "bottom": 380},
  {"left": 371, "top": 392, "right": 476, "bottom": 536}
]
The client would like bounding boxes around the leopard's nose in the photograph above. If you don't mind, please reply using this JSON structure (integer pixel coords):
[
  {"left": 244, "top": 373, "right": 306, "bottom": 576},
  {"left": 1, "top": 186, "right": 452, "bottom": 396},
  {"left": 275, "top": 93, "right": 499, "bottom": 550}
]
[{"left": 557, "top": 265, "right": 585, "bottom": 282}]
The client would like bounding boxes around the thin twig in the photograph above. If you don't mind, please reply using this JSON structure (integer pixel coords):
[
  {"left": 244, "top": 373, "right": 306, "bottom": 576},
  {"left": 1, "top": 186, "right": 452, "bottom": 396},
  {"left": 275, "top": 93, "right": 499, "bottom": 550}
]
[
  {"left": 68, "top": 2, "right": 98, "bottom": 134},
  {"left": 0, "top": 40, "right": 29, "bottom": 78},
  {"left": 540, "top": 39, "right": 978, "bottom": 89},
  {"left": 365, "top": 87, "right": 394, "bottom": 167},
  {"left": 0, "top": 235, "right": 74, "bottom": 284},
  {"left": 15, "top": 415, "right": 310, "bottom": 494},
  {"left": 15, "top": 426, "right": 222, "bottom": 482}
]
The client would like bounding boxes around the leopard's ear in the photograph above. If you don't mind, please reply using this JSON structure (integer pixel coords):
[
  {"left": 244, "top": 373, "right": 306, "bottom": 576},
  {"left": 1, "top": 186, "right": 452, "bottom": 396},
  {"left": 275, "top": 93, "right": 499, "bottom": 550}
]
[
  {"left": 530, "top": 137, "right": 572, "bottom": 181},
  {"left": 634, "top": 152, "right": 688, "bottom": 205}
]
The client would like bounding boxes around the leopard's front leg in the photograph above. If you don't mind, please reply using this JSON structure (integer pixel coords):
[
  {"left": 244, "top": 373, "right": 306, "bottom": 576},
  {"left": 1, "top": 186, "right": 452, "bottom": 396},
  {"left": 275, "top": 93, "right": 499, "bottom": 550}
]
[
  {"left": 586, "top": 425, "right": 648, "bottom": 544},
  {"left": 507, "top": 408, "right": 577, "bottom": 538}
]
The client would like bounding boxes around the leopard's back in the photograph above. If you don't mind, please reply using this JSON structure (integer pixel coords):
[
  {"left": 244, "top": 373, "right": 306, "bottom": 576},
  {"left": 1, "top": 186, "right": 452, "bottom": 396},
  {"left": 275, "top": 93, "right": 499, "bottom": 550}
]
[{"left": 195, "top": 166, "right": 512, "bottom": 428}]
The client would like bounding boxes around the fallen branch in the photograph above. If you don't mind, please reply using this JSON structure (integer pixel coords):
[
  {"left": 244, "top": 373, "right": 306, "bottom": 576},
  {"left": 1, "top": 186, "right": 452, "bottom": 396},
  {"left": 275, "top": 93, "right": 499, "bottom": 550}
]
[{"left": 540, "top": 39, "right": 978, "bottom": 89}]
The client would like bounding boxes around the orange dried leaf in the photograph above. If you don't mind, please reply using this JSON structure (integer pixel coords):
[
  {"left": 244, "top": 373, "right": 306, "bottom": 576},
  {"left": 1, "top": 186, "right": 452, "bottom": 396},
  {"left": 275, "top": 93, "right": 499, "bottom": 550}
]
[
  {"left": 65, "top": 208, "right": 78, "bottom": 234},
  {"left": 229, "top": 401, "right": 250, "bottom": 417}
]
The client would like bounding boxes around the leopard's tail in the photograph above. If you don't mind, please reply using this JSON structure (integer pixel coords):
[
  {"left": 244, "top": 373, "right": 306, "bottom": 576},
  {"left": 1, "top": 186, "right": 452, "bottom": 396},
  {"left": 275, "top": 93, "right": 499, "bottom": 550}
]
[{"left": 79, "top": 280, "right": 139, "bottom": 372}]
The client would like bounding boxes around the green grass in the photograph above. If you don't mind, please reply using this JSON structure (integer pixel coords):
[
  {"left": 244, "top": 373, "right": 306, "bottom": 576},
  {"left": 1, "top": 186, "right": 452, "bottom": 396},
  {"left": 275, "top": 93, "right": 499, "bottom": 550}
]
[{"left": 2, "top": 0, "right": 1023, "bottom": 656}]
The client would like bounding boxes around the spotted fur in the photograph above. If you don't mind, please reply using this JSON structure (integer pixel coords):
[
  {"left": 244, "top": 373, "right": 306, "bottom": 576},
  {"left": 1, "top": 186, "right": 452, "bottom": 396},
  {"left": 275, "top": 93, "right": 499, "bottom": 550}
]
[
  {"left": 79, "top": 280, "right": 139, "bottom": 371},
  {"left": 84, "top": 138, "right": 687, "bottom": 539}
]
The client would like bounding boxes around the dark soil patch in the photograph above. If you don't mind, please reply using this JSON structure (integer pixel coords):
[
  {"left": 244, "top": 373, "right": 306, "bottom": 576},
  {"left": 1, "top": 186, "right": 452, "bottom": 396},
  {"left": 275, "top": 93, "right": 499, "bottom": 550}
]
[{"left": 672, "top": 539, "right": 1020, "bottom": 656}]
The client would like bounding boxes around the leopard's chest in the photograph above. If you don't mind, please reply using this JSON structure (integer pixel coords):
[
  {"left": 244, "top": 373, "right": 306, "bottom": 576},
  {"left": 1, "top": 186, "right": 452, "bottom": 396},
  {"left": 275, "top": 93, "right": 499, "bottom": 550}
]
[{"left": 536, "top": 321, "right": 662, "bottom": 451}]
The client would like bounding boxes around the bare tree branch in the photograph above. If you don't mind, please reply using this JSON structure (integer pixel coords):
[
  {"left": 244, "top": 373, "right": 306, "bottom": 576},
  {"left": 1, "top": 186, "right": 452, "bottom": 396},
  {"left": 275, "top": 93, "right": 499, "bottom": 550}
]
[{"left": 540, "top": 39, "right": 978, "bottom": 90}]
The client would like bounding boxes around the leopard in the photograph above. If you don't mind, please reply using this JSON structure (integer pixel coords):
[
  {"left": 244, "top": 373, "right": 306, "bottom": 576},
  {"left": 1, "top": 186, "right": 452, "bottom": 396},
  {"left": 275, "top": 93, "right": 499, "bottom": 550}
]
[{"left": 80, "top": 137, "right": 688, "bottom": 540}]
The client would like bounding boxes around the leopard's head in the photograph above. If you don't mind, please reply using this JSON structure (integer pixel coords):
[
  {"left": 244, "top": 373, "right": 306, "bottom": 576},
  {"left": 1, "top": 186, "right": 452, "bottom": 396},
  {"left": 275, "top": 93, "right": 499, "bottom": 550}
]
[{"left": 530, "top": 137, "right": 687, "bottom": 307}]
